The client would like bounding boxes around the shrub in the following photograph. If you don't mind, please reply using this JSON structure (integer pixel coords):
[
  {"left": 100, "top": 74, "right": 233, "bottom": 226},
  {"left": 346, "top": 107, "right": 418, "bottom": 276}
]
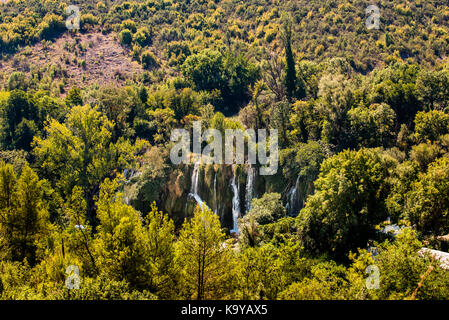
[
  {"left": 141, "top": 50, "right": 158, "bottom": 69},
  {"left": 119, "top": 29, "right": 133, "bottom": 46}
]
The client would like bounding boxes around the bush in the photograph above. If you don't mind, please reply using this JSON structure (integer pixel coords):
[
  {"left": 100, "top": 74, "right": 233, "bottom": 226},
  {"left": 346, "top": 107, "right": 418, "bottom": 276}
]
[
  {"left": 36, "top": 14, "right": 65, "bottom": 41},
  {"left": 119, "top": 29, "right": 133, "bottom": 46},
  {"left": 141, "top": 50, "right": 158, "bottom": 69}
]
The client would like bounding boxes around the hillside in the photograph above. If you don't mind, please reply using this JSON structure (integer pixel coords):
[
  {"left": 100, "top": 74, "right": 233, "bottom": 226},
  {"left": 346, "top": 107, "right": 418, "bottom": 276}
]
[
  {"left": 1, "top": 0, "right": 449, "bottom": 302},
  {"left": 0, "top": 0, "right": 449, "bottom": 76},
  {"left": 0, "top": 30, "right": 144, "bottom": 93}
]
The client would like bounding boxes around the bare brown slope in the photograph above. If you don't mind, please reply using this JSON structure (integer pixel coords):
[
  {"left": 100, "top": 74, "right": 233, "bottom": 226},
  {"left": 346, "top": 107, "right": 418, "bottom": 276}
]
[{"left": 0, "top": 30, "right": 144, "bottom": 92}]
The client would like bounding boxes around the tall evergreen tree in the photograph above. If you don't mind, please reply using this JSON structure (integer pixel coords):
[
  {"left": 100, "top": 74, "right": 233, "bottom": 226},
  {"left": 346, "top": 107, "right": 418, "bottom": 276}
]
[{"left": 283, "top": 18, "right": 297, "bottom": 102}]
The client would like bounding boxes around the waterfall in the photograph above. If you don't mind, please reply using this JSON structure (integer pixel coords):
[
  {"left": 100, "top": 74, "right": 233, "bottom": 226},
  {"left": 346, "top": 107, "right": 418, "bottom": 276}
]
[
  {"left": 245, "top": 164, "right": 256, "bottom": 213},
  {"left": 189, "top": 162, "right": 206, "bottom": 209},
  {"left": 230, "top": 165, "right": 241, "bottom": 234},
  {"left": 286, "top": 176, "right": 300, "bottom": 216},
  {"left": 123, "top": 168, "right": 141, "bottom": 183},
  {"left": 213, "top": 173, "right": 218, "bottom": 214}
]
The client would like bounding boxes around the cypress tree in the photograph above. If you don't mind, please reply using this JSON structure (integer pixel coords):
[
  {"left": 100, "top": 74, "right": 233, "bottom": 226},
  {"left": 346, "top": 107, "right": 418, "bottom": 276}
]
[{"left": 283, "top": 19, "right": 296, "bottom": 102}]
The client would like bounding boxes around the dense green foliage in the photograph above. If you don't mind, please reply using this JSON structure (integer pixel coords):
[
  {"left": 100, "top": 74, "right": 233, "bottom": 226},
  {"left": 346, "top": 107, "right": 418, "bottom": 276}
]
[{"left": 1, "top": 0, "right": 449, "bottom": 300}]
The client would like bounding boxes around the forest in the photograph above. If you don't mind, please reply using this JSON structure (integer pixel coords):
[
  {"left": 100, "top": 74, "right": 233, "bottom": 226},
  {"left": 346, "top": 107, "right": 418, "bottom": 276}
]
[{"left": 1, "top": 0, "right": 449, "bottom": 300}]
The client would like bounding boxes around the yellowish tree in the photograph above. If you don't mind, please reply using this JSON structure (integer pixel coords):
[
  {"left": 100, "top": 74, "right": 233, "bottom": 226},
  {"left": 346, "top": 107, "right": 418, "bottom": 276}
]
[{"left": 176, "top": 205, "right": 235, "bottom": 300}]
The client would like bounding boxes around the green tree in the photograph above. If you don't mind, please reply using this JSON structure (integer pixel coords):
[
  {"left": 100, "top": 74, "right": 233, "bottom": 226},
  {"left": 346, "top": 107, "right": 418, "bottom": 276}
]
[
  {"left": 348, "top": 229, "right": 449, "bottom": 300},
  {"left": 239, "top": 193, "right": 286, "bottom": 247},
  {"left": 33, "top": 105, "right": 138, "bottom": 220},
  {"left": 7, "top": 72, "right": 27, "bottom": 91},
  {"left": 416, "top": 70, "right": 449, "bottom": 110},
  {"left": 141, "top": 50, "right": 158, "bottom": 70},
  {"left": 13, "top": 119, "right": 38, "bottom": 151},
  {"left": 318, "top": 74, "right": 356, "bottom": 150},
  {"left": 65, "top": 86, "right": 83, "bottom": 107},
  {"left": 282, "top": 17, "right": 297, "bottom": 102},
  {"left": 236, "top": 240, "right": 307, "bottom": 299},
  {"left": 176, "top": 205, "right": 235, "bottom": 300},
  {"left": 279, "top": 261, "right": 349, "bottom": 300},
  {"left": 93, "top": 178, "right": 151, "bottom": 290},
  {"left": 84, "top": 85, "right": 143, "bottom": 140},
  {"left": 0, "top": 90, "right": 37, "bottom": 150},
  {"left": 146, "top": 107, "right": 177, "bottom": 144},
  {"left": 270, "top": 100, "right": 291, "bottom": 147},
  {"left": 297, "top": 149, "right": 390, "bottom": 260},
  {"left": 348, "top": 103, "right": 396, "bottom": 148},
  {"left": 181, "top": 50, "right": 258, "bottom": 114},
  {"left": 145, "top": 202, "right": 178, "bottom": 299},
  {"left": 414, "top": 110, "right": 449, "bottom": 142},
  {"left": 405, "top": 157, "right": 449, "bottom": 236},
  {"left": 0, "top": 163, "right": 48, "bottom": 264}
]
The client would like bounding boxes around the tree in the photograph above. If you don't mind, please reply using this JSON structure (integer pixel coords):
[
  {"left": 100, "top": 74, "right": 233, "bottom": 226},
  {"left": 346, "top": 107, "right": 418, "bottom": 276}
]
[
  {"left": 405, "top": 157, "right": 449, "bottom": 236},
  {"left": 181, "top": 50, "right": 258, "bottom": 114},
  {"left": 134, "top": 27, "right": 152, "bottom": 46},
  {"left": 141, "top": 50, "right": 158, "bottom": 70},
  {"left": 13, "top": 119, "right": 38, "bottom": 151},
  {"left": 145, "top": 202, "right": 178, "bottom": 299},
  {"left": 176, "top": 205, "right": 235, "bottom": 300},
  {"left": 263, "top": 54, "right": 286, "bottom": 102},
  {"left": 36, "top": 14, "right": 65, "bottom": 40},
  {"left": 65, "top": 86, "right": 83, "bottom": 107},
  {"left": 270, "top": 100, "right": 291, "bottom": 147},
  {"left": 0, "top": 90, "right": 37, "bottom": 150},
  {"left": 244, "top": 193, "right": 286, "bottom": 226},
  {"left": 0, "top": 163, "right": 48, "bottom": 264},
  {"left": 318, "top": 74, "right": 356, "bottom": 150},
  {"left": 282, "top": 19, "right": 295, "bottom": 102},
  {"left": 235, "top": 244, "right": 283, "bottom": 299},
  {"left": 369, "top": 63, "right": 420, "bottom": 126},
  {"left": 297, "top": 149, "right": 390, "bottom": 260},
  {"left": 348, "top": 229, "right": 449, "bottom": 300},
  {"left": 93, "top": 178, "right": 151, "bottom": 290},
  {"left": 414, "top": 110, "right": 449, "bottom": 142},
  {"left": 7, "top": 72, "right": 27, "bottom": 91},
  {"left": 146, "top": 108, "right": 177, "bottom": 144},
  {"left": 33, "top": 105, "right": 138, "bottom": 220},
  {"left": 348, "top": 103, "right": 396, "bottom": 148},
  {"left": 84, "top": 85, "right": 144, "bottom": 140},
  {"left": 239, "top": 193, "right": 286, "bottom": 248},
  {"left": 236, "top": 240, "right": 307, "bottom": 299},
  {"left": 279, "top": 261, "right": 349, "bottom": 300},
  {"left": 416, "top": 70, "right": 449, "bottom": 110},
  {"left": 181, "top": 50, "right": 225, "bottom": 93},
  {"left": 64, "top": 186, "right": 98, "bottom": 276}
]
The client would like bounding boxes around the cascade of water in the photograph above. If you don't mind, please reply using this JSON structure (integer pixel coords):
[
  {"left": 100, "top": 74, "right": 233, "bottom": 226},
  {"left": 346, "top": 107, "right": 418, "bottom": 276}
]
[
  {"left": 230, "top": 165, "right": 241, "bottom": 234},
  {"left": 188, "top": 161, "right": 208, "bottom": 210},
  {"left": 213, "top": 173, "right": 218, "bottom": 214},
  {"left": 245, "top": 164, "right": 256, "bottom": 213},
  {"left": 286, "top": 176, "right": 300, "bottom": 216},
  {"left": 123, "top": 168, "right": 142, "bottom": 183},
  {"left": 191, "top": 162, "right": 200, "bottom": 195}
]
